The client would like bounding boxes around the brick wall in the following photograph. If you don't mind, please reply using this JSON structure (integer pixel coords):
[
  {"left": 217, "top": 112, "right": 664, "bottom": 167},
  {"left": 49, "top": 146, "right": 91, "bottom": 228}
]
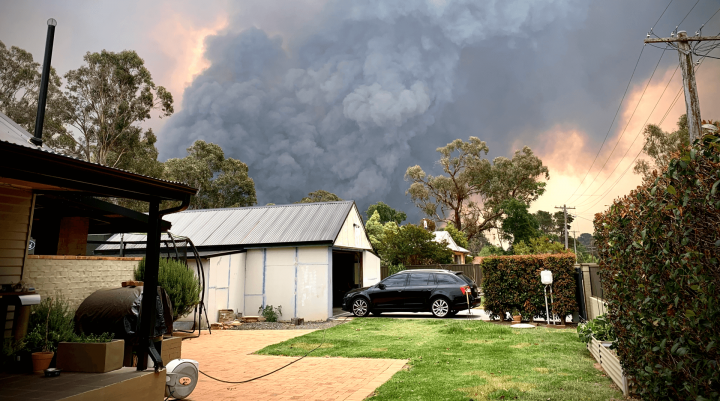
[{"left": 24, "top": 255, "right": 142, "bottom": 309}]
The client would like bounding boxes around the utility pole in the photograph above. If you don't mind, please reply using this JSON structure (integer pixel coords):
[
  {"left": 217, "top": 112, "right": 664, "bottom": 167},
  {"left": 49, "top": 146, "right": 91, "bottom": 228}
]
[
  {"left": 571, "top": 230, "right": 578, "bottom": 263},
  {"left": 555, "top": 204, "right": 575, "bottom": 250},
  {"left": 645, "top": 31, "right": 720, "bottom": 142}
]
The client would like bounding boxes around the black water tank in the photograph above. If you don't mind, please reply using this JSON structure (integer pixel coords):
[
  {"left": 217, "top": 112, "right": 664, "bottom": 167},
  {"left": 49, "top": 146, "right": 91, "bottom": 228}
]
[{"left": 74, "top": 286, "right": 173, "bottom": 344}]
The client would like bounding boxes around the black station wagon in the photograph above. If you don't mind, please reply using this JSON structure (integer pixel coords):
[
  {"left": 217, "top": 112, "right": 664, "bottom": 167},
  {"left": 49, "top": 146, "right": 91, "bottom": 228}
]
[{"left": 341, "top": 269, "right": 481, "bottom": 318}]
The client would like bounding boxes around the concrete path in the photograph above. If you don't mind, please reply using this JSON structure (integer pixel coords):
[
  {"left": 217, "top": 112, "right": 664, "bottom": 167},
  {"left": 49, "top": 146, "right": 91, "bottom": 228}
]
[{"left": 180, "top": 329, "right": 407, "bottom": 401}]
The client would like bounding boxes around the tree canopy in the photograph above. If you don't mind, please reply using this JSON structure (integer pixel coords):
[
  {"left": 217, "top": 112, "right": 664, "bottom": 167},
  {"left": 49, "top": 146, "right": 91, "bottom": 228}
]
[
  {"left": 633, "top": 114, "right": 689, "bottom": 184},
  {"left": 296, "top": 190, "right": 343, "bottom": 203},
  {"left": 164, "top": 140, "right": 257, "bottom": 210},
  {"left": 0, "top": 40, "right": 67, "bottom": 141},
  {"left": 500, "top": 198, "right": 539, "bottom": 245},
  {"left": 55, "top": 50, "right": 173, "bottom": 168},
  {"left": 365, "top": 201, "right": 407, "bottom": 225},
  {"left": 406, "top": 137, "right": 548, "bottom": 241},
  {"left": 381, "top": 224, "right": 453, "bottom": 266}
]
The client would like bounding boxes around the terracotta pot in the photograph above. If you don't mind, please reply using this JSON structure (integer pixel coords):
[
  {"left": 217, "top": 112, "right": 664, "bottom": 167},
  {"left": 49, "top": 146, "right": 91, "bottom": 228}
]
[
  {"left": 31, "top": 351, "right": 54, "bottom": 372},
  {"left": 512, "top": 315, "right": 522, "bottom": 323}
]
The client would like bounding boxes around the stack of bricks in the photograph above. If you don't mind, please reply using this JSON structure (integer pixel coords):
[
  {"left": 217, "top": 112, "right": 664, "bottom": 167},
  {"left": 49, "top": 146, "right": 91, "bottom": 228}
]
[{"left": 24, "top": 255, "right": 142, "bottom": 309}]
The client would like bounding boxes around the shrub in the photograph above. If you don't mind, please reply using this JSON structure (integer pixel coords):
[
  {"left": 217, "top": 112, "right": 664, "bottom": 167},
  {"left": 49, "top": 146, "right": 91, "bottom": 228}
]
[
  {"left": 594, "top": 134, "right": 720, "bottom": 400},
  {"left": 25, "top": 296, "right": 75, "bottom": 353},
  {"left": 481, "top": 254, "right": 577, "bottom": 321},
  {"left": 134, "top": 257, "right": 201, "bottom": 321},
  {"left": 577, "top": 315, "right": 616, "bottom": 344},
  {"left": 258, "top": 305, "right": 282, "bottom": 322}
]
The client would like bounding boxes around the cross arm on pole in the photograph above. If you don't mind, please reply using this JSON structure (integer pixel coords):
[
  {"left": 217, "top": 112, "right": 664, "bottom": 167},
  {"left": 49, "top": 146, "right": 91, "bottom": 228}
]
[{"left": 645, "top": 36, "right": 720, "bottom": 43}]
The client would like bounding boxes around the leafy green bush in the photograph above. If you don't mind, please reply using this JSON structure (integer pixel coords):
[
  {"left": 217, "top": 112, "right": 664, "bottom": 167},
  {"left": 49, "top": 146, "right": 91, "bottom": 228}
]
[
  {"left": 134, "top": 257, "right": 201, "bottom": 321},
  {"left": 387, "top": 263, "right": 405, "bottom": 275},
  {"left": 258, "top": 305, "right": 282, "bottom": 322},
  {"left": 594, "top": 134, "right": 720, "bottom": 400},
  {"left": 25, "top": 296, "right": 75, "bottom": 353},
  {"left": 481, "top": 254, "right": 577, "bottom": 321},
  {"left": 69, "top": 332, "right": 114, "bottom": 343},
  {"left": 577, "top": 315, "right": 616, "bottom": 344},
  {"left": 513, "top": 236, "right": 567, "bottom": 255}
]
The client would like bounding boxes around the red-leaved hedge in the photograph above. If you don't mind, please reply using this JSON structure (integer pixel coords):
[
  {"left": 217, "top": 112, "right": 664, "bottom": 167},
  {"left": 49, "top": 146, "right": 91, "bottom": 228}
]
[
  {"left": 480, "top": 254, "right": 577, "bottom": 320},
  {"left": 595, "top": 134, "right": 720, "bottom": 400}
]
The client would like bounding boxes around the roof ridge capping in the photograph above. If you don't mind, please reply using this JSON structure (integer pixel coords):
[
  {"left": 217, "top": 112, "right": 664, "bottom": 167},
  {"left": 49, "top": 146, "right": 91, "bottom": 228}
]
[{"left": 179, "top": 200, "right": 355, "bottom": 213}]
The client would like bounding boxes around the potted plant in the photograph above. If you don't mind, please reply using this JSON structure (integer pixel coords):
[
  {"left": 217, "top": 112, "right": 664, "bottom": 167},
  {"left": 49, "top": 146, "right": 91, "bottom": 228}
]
[
  {"left": 511, "top": 308, "right": 522, "bottom": 323},
  {"left": 24, "top": 296, "right": 75, "bottom": 372},
  {"left": 29, "top": 299, "right": 55, "bottom": 372}
]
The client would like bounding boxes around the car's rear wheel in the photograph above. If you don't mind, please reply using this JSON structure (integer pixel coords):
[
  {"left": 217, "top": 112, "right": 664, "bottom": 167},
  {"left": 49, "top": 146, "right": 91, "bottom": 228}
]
[
  {"left": 431, "top": 297, "right": 450, "bottom": 318},
  {"left": 352, "top": 297, "right": 370, "bottom": 317}
]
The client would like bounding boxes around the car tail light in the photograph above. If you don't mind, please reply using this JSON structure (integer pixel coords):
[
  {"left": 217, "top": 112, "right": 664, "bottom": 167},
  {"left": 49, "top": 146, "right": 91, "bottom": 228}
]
[{"left": 461, "top": 286, "right": 471, "bottom": 295}]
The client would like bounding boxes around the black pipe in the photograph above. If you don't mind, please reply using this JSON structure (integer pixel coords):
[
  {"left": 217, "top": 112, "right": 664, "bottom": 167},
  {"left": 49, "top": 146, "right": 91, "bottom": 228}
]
[{"left": 30, "top": 18, "right": 57, "bottom": 147}]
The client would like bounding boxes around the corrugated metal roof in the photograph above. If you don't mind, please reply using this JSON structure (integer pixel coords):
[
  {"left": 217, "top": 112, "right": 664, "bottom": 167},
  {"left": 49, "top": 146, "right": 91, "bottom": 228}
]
[
  {"left": 97, "top": 201, "right": 356, "bottom": 250},
  {"left": 0, "top": 111, "right": 192, "bottom": 188}
]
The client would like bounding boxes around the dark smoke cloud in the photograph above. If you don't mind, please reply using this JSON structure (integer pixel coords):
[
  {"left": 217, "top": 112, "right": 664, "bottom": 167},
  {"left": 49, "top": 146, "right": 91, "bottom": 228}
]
[{"left": 160, "top": 0, "right": 720, "bottom": 220}]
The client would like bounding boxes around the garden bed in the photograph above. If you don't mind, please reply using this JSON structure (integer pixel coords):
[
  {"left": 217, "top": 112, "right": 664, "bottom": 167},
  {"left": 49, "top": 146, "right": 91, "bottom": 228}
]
[{"left": 587, "top": 336, "right": 629, "bottom": 396}]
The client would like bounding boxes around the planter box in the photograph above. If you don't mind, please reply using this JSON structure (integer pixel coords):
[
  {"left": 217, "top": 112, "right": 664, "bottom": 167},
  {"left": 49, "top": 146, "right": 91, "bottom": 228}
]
[
  {"left": 161, "top": 336, "right": 182, "bottom": 363},
  {"left": 57, "top": 339, "right": 124, "bottom": 373},
  {"left": 587, "top": 337, "right": 629, "bottom": 396}
]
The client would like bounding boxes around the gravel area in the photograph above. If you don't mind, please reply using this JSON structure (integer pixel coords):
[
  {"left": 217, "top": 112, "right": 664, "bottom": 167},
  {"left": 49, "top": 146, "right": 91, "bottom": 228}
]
[{"left": 229, "top": 319, "right": 349, "bottom": 330}]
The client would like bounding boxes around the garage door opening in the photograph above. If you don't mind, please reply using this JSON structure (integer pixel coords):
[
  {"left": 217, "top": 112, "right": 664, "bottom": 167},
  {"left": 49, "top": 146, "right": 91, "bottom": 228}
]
[{"left": 332, "top": 250, "right": 362, "bottom": 308}]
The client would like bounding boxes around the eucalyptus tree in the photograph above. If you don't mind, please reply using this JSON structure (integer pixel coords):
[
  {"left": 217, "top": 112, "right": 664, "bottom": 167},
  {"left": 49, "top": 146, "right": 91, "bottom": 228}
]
[
  {"left": 56, "top": 50, "right": 173, "bottom": 169},
  {"left": 164, "top": 140, "right": 257, "bottom": 210},
  {"left": 0, "top": 41, "right": 67, "bottom": 141},
  {"left": 405, "top": 137, "right": 548, "bottom": 240}
]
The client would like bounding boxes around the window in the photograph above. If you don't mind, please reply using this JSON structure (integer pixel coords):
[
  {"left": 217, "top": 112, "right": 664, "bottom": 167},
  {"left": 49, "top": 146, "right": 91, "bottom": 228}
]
[
  {"left": 457, "top": 273, "right": 476, "bottom": 286},
  {"left": 436, "top": 274, "right": 461, "bottom": 285},
  {"left": 381, "top": 275, "right": 407, "bottom": 288},
  {"left": 408, "top": 273, "right": 431, "bottom": 286}
]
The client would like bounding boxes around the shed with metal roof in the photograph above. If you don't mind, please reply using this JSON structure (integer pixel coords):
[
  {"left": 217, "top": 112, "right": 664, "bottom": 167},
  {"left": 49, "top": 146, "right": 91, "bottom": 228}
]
[{"left": 98, "top": 201, "right": 380, "bottom": 322}]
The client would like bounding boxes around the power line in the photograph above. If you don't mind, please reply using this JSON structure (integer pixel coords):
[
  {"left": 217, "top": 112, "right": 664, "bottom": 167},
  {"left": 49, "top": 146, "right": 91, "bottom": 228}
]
[
  {"left": 678, "top": 0, "right": 700, "bottom": 28},
  {"left": 578, "top": 47, "right": 716, "bottom": 214},
  {"left": 563, "top": 46, "right": 646, "bottom": 204},
  {"left": 563, "top": 1, "right": 678, "bottom": 205},
  {"left": 569, "top": 49, "right": 668, "bottom": 205},
  {"left": 575, "top": 61, "right": 680, "bottom": 208}
]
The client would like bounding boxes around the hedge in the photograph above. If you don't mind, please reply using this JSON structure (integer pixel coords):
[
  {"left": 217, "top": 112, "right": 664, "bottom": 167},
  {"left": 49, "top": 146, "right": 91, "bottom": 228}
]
[
  {"left": 480, "top": 254, "right": 577, "bottom": 321},
  {"left": 594, "top": 134, "right": 720, "bottom": 400}
]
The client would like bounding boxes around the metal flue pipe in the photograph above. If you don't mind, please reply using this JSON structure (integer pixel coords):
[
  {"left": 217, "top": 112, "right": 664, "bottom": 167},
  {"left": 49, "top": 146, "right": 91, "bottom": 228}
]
[{"left": 30, "top": 18, "right": 57, "bottom": 147}]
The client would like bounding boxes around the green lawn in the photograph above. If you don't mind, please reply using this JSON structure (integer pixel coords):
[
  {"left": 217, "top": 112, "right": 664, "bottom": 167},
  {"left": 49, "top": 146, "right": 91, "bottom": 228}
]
[{"left": 257, "top": 319, "right": 622, "bottom": 401}]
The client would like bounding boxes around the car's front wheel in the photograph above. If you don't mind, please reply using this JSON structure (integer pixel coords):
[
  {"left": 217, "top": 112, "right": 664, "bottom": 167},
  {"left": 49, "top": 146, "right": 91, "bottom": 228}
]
[
  {"left": 351, "top": 297, "right": 370, "bottom": 317},
  {"left": 431, "top": 297, "right": 450, "bottom": 318}
]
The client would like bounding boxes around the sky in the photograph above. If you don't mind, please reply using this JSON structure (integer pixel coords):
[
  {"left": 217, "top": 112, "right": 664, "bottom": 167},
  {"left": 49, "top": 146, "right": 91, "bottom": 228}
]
[{"left": 2, "top": 0, "right": 720, "bottom": 236}]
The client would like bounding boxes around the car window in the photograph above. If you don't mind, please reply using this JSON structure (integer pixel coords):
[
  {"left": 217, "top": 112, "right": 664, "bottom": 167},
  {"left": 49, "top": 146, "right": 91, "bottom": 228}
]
[
  {"left": 381, "top": 274, "right": 407, "bottom": 288},
  {"left": 436, "top": 274, "right": 461, "bottom": 285},
  {"left": 457, "top": 273, "right": 476, "bottom": 286},
  {"left": 407, "top": 273, "right": 431, "bottom": 286}
]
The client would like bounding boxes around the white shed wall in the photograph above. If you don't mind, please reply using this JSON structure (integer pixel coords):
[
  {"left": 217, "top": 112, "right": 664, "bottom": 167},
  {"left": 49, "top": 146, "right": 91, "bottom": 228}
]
[
  {"left": 333, "top": 205, "right": 372, "bottom": 250},
  {"left": 363, "top": 251, "right": 381, "bottom": 288},
  {"left": 244, "top": 249, "right": 265, "bottom": 317},
  {"left": 297, "top": 246, "right": 330, "bottom": 321},
  {"left": 264, "top": 248, "right": 295, "bottom": 321},
  {"left": 241, "top": 246, "right": 330, "bottom": 322}
]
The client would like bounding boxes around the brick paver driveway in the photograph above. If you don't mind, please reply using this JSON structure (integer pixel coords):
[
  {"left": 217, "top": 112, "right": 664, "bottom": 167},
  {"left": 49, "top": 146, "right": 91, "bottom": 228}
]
[{"left": 180, "top": 329, "right": 407, "bottom": 400}]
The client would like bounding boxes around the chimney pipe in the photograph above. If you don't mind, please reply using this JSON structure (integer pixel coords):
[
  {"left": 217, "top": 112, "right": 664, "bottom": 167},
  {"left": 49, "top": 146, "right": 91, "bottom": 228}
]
[{"left": 30, "top": 18, "right": 57, "bottom": 147}]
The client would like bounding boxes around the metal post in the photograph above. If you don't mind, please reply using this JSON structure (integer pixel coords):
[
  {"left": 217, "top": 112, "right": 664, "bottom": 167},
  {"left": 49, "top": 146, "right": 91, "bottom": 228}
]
[
  {"left": 30, "top": 19, "right": 57, "bottom": 147},
  {"left": 676, "top": 31, "right": 702, "bottom": 142},
  {"left": 137, "top": 199, "right": 161, "bottom": 371},
  {"left": 544, "top": 285, "right": 551, "bottom": 326}
]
